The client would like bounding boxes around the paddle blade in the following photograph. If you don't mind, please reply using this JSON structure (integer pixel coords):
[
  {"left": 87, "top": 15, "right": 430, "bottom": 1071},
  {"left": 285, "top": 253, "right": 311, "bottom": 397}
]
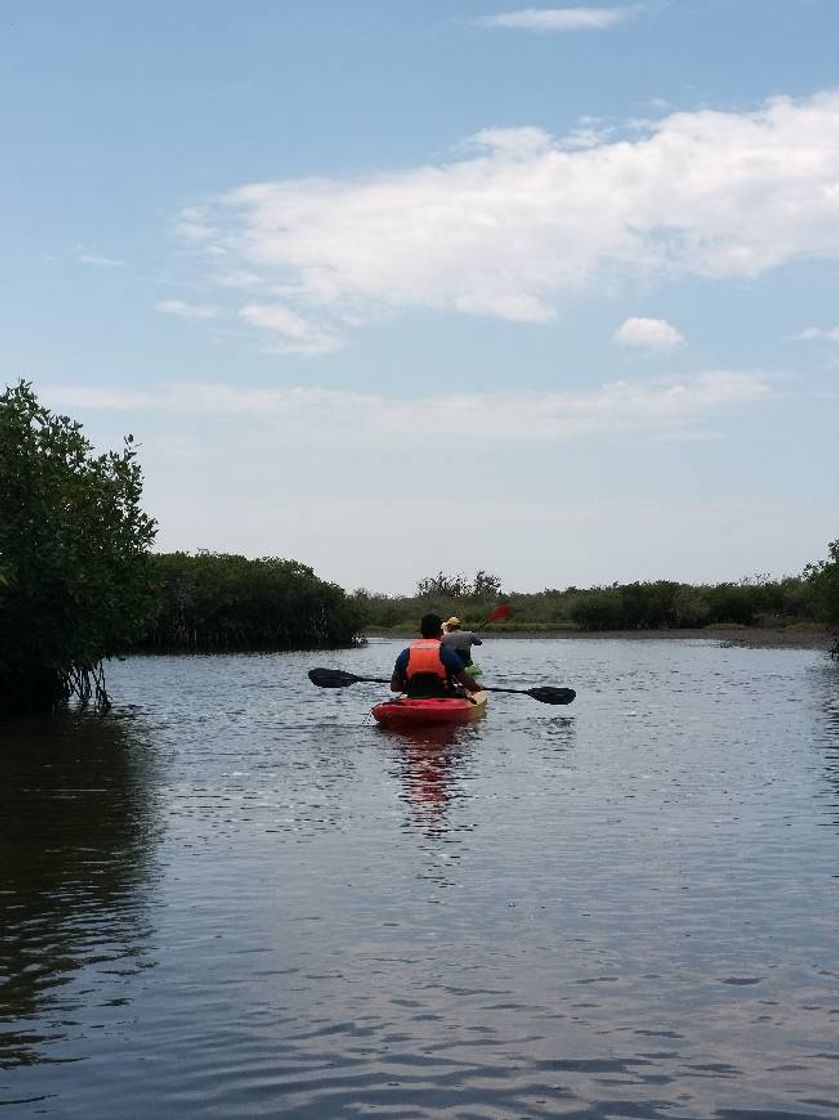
[
  {"left": 308, "top": 667, "right": 359, "bottom": 688},
  {"left": 489, "top": 603, "right": 513, "bottom": 622},
  {"left": 527, "top": 686, "right": 576, "bottom": 705}
]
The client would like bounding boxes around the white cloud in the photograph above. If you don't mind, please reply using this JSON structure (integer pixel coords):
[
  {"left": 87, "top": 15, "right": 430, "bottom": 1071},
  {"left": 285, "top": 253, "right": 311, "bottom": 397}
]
[
  {"left": 77, "top": 253, "right": 124, "bottom": 267},
  {"left": 214, "top": 269, "right": 262, "bottom": 288},
  {"left": 44, "top": 370, "right": 770, "bottom": 441},
  {"left": 466, "top": 125, "right": 554, "bottom": 155},
  {"left": 156, "top": 299, "right": 218, "bottom": 320},
  {"left": 791, "top": 325, "right": 839, "bottom": 341},
  {"left": 478, "top": 7, "right": 635, "bottom": 32},
  {"left": 614, "top": 316, "right": 686, "bottom": 350},
  {"left": 173, "top": 206, "right": 217, "bottom": 243},
  {"left": 239, "top": 303, "right": 344, "bottom": 355},
  {"left": 172, "top": 91, "right": 839, "bottom": 352}
]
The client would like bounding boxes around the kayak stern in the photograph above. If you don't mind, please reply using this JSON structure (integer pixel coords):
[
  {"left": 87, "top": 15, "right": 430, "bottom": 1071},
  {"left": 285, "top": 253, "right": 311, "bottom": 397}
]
[{"left": 372, "top": 691, "right": 488, "bottom": 729}]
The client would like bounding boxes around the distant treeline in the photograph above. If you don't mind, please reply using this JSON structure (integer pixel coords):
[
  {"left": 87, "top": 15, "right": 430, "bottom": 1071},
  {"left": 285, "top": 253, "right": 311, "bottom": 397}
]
[
  {"left": 353, "top": 562, "right": 839, "bottom": 647},
  {"left": 135, "top": 552, "right": 364, "bottom": 652},
  {"left": 133, "top": 557, "right": 834, "bottom": 655}
]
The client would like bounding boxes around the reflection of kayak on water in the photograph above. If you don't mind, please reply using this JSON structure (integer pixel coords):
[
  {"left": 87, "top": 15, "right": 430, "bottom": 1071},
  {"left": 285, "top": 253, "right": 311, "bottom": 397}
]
[{"left": 372, "top": 691, "right": 488, "bottom": 729}]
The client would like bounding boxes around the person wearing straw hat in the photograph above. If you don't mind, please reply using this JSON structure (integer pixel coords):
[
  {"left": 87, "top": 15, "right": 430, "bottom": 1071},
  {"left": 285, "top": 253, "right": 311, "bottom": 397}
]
[{"left": 441, "top": 616, "right": 482, "bottom": 671}]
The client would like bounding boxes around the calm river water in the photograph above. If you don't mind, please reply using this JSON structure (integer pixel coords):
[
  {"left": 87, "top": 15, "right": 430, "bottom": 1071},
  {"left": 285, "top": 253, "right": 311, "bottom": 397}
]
[{"left": 2, "top": 638, "right": 839, "bottom": 1119}]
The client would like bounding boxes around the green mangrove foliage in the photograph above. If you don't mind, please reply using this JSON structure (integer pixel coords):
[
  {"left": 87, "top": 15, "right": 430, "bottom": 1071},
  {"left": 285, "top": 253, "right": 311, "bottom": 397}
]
[
  {"left": 568, "top": 576, "right": 812, "bottom": 631},
  {"left": 137, "top": 552, "right": 364, "bottom": 652},
  {"left": 0, "top": 381, "right": 156, "bottom": 713},
  {"left": 355, "top": 567, "right": 832, "bottom": 636},
  {"left": 415, "top": 570, "right": 503, "bottom": 599},
  {"left": 805, "top": 540, "right": 839, "bottom": 656}
]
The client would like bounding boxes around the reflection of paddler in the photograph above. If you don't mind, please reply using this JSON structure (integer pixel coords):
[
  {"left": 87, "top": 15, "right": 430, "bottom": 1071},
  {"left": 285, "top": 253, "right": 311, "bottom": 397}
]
[
  {"left": 398, "top": 725, "right": 464, "bottom": 837},
  {"left": 405, "top": 742, "right": 450, "bottom": 833},
  {"left": 441, "top": 616, "right": 482, "bottom": 673}
]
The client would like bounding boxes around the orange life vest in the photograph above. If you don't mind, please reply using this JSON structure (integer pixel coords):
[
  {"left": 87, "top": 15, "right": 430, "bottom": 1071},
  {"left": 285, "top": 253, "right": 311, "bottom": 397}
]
[{"left": 406, "top": 638, "right": 447, "bottom": 680}]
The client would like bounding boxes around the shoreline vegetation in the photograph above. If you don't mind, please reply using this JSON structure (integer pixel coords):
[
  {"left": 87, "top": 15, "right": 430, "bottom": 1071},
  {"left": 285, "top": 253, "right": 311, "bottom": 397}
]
[
  {"left": 137, "top": 551, "right": 363, "bottom": 654},
  {"left": 124, "top": 559, "right": 837, "bottom": 655},
  {"left": 353, "top": 568, "right": 839, "bottom": 657},
  {"left": 1, "top": 382, "right": 156, "bottom": 713},
  {"left": 132, "top": 564, "right": 837, "bottom": 655}
]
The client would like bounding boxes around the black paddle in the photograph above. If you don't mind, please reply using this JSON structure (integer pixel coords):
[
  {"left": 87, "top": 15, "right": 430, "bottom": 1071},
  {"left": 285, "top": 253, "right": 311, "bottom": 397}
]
[{"left": 308, "top": 667, "right": 575, "bottom": 706}]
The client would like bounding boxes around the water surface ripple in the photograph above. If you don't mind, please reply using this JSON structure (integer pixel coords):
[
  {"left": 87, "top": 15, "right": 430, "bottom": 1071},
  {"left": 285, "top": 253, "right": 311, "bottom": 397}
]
[{"left": 2, "top": 639, "right": 838, "bottom": 1117}]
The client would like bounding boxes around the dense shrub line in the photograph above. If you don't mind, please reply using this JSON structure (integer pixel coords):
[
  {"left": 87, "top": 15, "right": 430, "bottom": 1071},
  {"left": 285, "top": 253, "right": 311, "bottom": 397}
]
[
  {"left": 135, "top": 552, "right": 365, "bottom": 652},
  {"left": 354, "top": 563, "right": 838, "bottom": 652},
  {"left": 566, "top": 577, "right": 812, "bottom": 631}
]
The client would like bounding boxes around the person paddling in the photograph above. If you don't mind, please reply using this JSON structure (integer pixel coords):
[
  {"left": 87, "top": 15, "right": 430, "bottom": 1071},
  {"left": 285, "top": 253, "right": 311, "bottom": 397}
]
[
  {"left": 441, "top": 616, "right": 483, "bottom": 670},
  {"left": 391, "top": 613, "right": 482, "bottom": 698}
]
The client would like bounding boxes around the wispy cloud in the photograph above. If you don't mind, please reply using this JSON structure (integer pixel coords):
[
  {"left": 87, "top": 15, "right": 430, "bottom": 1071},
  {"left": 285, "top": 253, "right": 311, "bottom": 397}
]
[
  {"left": 44, "top": 371, "right": 771, "bottom": 442},
  {"left": 477, "top": 7, "right": 636, "bottom": 32},
  {"left": 614, "top": 317, "right": 685, "bottom": 351},
  {"left": 173, "top": 206, "right": 217, "bottom": 243},
  {"left": 169, "top": 91, "right": 839, "bottom": 353},
  {"left": 214, "top": 269, "right": 262, "bottom": 288},
  {"left": 790, "top": 325, "right": 839, "bottom": 342},
  {"left": 77, "top": 252, "right": 124, "bottom": 267},
  {"left": 239, "top": 303, "right": 343, "bottom": 355},
  {"left": 156, "top": 299, "right": 218, "bottom": 320}
]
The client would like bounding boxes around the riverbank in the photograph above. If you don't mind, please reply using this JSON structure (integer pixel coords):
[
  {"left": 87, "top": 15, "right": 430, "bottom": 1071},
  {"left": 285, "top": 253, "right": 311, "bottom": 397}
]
[{"left": 365, "top": 625, "right": 835, "bottom": 651}]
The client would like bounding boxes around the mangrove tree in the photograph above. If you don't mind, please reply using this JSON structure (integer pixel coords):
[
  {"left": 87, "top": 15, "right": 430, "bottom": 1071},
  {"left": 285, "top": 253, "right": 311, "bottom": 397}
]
[{"left": 0, "top": 381, "right": 156, "bottom": 713}]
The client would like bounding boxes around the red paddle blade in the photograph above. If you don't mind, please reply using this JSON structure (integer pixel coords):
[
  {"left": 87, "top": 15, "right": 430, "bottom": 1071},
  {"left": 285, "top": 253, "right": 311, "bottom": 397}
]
[{"left": 489, "top": 603, "right": 513, "bottom": 621}]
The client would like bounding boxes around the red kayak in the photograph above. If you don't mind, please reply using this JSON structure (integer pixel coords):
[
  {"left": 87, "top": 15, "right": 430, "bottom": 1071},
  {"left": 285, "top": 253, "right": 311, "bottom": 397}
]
[{"left": 371, "top": 691, "right": 488, "bottom": 729}]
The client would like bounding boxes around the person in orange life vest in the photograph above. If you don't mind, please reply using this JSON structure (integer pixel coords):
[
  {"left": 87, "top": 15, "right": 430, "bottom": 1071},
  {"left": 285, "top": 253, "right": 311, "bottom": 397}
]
[{"left": 390, "top": 613, "right": 482, "bottom": 698}]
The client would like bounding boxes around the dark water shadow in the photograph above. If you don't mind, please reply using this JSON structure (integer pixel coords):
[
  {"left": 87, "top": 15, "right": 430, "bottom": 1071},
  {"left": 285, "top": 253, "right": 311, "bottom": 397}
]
[
  {"left": 530, "top": 712, "right": 577, "bottom": 753},
  {"left": 811, "top": 661, "right": 839, "bottom": 831},
  {"left": 0, "top": 711, "right": 161, "bottom": 1069}
]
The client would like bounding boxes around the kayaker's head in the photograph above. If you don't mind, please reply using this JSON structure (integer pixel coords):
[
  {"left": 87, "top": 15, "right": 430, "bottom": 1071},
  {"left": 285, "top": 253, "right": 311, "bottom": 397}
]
[
  {"left": 445, "top": 616, "right": 461, "bottom": 631},
  {"left": 420, "top": 612, "right": 444, "bottom": 638}
]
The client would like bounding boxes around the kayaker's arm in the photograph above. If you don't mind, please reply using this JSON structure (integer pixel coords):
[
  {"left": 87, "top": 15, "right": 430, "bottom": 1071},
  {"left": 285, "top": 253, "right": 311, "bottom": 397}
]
[
  {"left": 391, "top": 648, "right": 409, "bottom": 692},
  {"left": 456, "top": 668, "right": 482, "bottom": 693},
  {"left": 443, "top": 647, "right": 481, "bottom": 693}
]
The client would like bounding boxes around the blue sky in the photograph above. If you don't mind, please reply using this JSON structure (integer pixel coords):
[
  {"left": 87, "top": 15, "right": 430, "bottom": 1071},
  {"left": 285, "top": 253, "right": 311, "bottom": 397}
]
[{"left": 3, "top": 0, "right": 838, "bottom": 592}]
